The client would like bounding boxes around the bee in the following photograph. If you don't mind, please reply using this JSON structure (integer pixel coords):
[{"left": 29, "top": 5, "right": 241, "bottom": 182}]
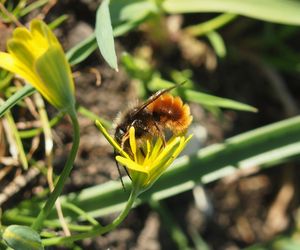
[{"left": 114, "top": 83, "right": 193, "bottom": 154}]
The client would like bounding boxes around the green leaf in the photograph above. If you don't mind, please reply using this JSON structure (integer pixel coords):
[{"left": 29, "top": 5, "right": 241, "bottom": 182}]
[
  {"left": 148, "top": 78, "right": 257, "bottom": 112},
  {"left": 206, "top": 31, "right": 226, "bottom": 58},
  {"left": 5, "top": 116, "right": 300, "bottom": 232},
  {"left": 48, "top": 14, "right": 69, "bottom": 30},
  {"left": 66, "top": 34, "right": 98, "bottom": 66},
  {"left": 244, "top": 235, "right": 300, "bottom": 250},
  {"left": 0, "top": 85, "right": 35, "bottom": 118},
  {"left": 48, "top": 115, "right": 300, "bottom": 219},
  {"left": 96, "top": 0, "right": 118, "bottom": 70},
  {"left": 0, "top": 70, "right": 13, "bottom": 90},
  {"left": 3, "top": 225, "right": 43, "bottom": 250},
  {"left": 185, "top": 89, "right": 257, "bottom": 112},
  {"left": 110, "top": 0, "right": 158, "bottom": 36},
  {"left": 26, "top": 116, "right": 300, "bottom": 222},
  {"left": 18, "top": 0, "right": 48, "bottom": 17},
  {"left": 163, "top": 0, "right": 300, "bottom": 26}
]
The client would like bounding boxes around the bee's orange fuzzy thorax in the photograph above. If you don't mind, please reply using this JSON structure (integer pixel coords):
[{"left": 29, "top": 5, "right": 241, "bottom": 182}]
[{"left": 147, "top": 93, "right": 193, "bottom": 134}]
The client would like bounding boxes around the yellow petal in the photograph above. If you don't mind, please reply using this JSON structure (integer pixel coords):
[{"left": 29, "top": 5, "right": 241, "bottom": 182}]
[
  {"left": 34, "top": 46, "right": 75, "bottom": 109},
  {"left": 7, "top": 40, "right": 35, "bottom": 69},
  {"left": 152, "top": 137, "right": 180, "bottom": 166},
  {"left": 30, "top": 20, "right": 49, "bottom": 52},
  {"left": 95, "top": 120, "right": 130, "bottom": 158},
  {"left": 116, "top": 156, "right": 148, "bottom": 174},
  {"left": 147, "top": 136, "right": 192, "bottom": 186},
  {"left": 129, "top": 126, "right": 137, "bottom": 161},
  {"left": 12, "top": 27, "right": 32, "bottom": 43},
  {"left": 0, "top": 52, "right": 57, "bottom": 108}
]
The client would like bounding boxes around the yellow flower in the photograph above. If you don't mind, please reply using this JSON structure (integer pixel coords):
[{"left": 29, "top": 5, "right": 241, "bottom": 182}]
[
  {"left": 0, "top": 19, "right": 75, "bottom": 111},
  {"left": 96, "top": 121, "right": 192, "bottom": 193}
]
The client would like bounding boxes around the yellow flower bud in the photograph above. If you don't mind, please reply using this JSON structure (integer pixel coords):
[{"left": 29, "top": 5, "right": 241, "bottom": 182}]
[{"left": 0, "top": 19, "right": 75, "bottom": 111}]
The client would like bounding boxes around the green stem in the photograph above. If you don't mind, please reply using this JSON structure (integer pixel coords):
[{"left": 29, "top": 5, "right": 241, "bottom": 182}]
[
  {"left": 185, "top": 13, "right": 237, "bottom": 36},
  {"left": 31, "top": 108, "right": 80, "bottom": 232},
  {"left": 3, "top": 212, "right": 92, "bottom": 232},
  {"left": 42, "top": 188, "right": 139, "bottom": 246}
]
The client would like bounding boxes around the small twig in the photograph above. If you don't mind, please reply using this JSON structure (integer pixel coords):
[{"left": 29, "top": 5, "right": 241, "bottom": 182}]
[
  {"left": 89, "top": 67, "right": 102, "bottom": 86},
  {"left": 0, "top": 156, "right": 18, "bottom": 166},
  {"left": 263, "top": 165, "right": 295, "bottom": 239},
  {"left": 0, "top": 168, "right": 40, "bottom": 205},
  {"left": 27, "top": 134, "right": 40, "bottom": 160},
  {"left": 0, "top": 164, "right": 14, "bottom": 181},
  {"left": 16, "top": 120, "right": 42, "bottom": 130},
  {"left": 37, "top": 0, "right": 57, "bottom": 19},
  {"left": 0, "top": 2, "right": 23, "bottom": 27}
]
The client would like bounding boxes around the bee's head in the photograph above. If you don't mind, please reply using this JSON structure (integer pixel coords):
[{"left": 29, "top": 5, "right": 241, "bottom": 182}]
[{"left": 114, "top": 125, "right": 127, "bottom": 144}]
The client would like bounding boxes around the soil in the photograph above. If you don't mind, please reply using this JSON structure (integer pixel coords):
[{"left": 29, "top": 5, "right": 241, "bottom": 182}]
[{"left": 1, "top": 1, "right": 300, "bottom": 250}]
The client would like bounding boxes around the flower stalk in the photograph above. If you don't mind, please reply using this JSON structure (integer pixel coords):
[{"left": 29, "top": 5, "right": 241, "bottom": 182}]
[
  {"left": 31, "top": 109, "right": 80, "bottom": 232},
  {"left": 42, "top": 187, "right": 139, "bottom": 246}
]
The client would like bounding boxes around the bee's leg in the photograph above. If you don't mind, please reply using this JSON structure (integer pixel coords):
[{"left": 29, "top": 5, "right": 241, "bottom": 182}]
[
  {"left": 114, "top": 149, "right": 126, "bottom": 191},
  {"left": 154, "top": 121, "right": 166, "bottom": 147},
  {"left": 124, "top": 167, "right": 132, "bottom": 180}
]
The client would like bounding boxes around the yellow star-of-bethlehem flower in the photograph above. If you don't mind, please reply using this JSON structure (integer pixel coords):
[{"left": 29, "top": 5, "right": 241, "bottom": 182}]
[
  {"left": 0, "top": 19, "right": 75, "bottom": 111},
  {"left": 96, "top": 121, "right": 192, "bottom": 193}
]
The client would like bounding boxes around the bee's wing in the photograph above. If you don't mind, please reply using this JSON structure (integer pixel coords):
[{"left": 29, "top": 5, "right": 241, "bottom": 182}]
[{"left": 132, "top": 82, "right": 186, "bottom": 116}]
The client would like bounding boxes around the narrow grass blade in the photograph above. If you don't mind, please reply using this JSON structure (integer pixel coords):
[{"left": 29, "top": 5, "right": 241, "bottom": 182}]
[
  {"left": 0, "top": 84, "right": 35, "bottom": 118},
  {"left": 19, "top": 0, "right": 48, "bottom": 17},
  {"left": 148, "top": 78, "right": 257, "bottom": 112},
  {"left": 66, "top": 34, "right": 98, "bottom": 66},
  {"left": 206, "top": 31, "right": 226, "bottom": 58}
]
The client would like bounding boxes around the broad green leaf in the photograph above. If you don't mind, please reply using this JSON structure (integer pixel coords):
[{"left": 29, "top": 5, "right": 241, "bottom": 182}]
[
  {"left": 38, "top": 115, "right": 300, "bottom": 220},
  {"left": 3, "top": 225, "right": 43, "bottom": 250},
  {"left": 96, "top": 0, "right": 118, "bottom": 70},
  {"left": 10, "top": 116, "right": 297, "bottom": 227},
  {"left": 244, "top": 236, "right": 300, "bottom": 250},
  {"left": 163, "top": 0, "right": 300, "bottom": 26}
]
